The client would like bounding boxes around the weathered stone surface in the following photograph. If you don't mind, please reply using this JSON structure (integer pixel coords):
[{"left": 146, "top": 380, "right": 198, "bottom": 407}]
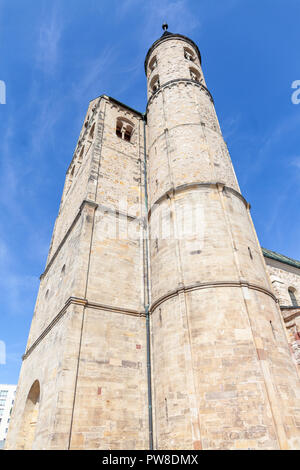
[{"left": 5, "top": 31, "right": 300, "bottom": 451}]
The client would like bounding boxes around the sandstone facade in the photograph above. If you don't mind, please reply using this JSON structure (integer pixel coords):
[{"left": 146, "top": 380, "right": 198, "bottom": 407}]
[
  {"left": 264, "top": 250, "right": 300, "bottom": 372},
  {"left": 5, "top": 29, "right": 300, "bottom": 450}
]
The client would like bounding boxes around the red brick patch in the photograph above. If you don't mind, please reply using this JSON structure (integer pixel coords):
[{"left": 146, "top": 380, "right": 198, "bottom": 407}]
[
  {"left": 193, "top": 440, "right": 202, "bottom": 450},
  {"left": 256, "top": 348, "right": 266, "bottom": 360}
]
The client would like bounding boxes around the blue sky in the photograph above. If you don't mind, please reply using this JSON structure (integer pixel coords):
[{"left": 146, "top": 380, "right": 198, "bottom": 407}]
[{"left": 0, "top": 0, "right": 300, "bottom": 384}]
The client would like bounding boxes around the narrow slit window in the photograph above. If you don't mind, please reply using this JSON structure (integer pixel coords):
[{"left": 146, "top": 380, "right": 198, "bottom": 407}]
[
  {"left": 59, "top": 265, "right": 66, "bottom": 285},
  {"left": 78, "top": 146, "right": 85, "bottom": 162},
  {"left": 89, "top": 123, "right": 95, "bottom": 140},
  {"left": 116, "top": 121, "right": 122, "bottom": 138},
  {"left": 84, "top": 114, "right": 91, "bottom": 128},
  {"left": 289, "top": 288, "right": 298, "bottom": 307},
  {"left": 70, "top": 166, "right": 75, "bottom": 179},
  {"left": 124, "top": 126, "right": 133, "bottom": 142}
]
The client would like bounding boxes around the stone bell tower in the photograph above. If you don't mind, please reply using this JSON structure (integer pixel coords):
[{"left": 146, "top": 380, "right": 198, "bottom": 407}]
[
  {"left": 5, "top": 24, "right": 300, "bottom": 451},
  {"left": 145, "top": 24, "right": 300, "bottom": 450},
  {"left": 5, "top": 96, "right": 150, "bottom": 449}
]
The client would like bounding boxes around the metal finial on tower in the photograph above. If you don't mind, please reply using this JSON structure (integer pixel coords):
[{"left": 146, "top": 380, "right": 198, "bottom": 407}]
[{"left": 162, "top": 22, "right": 168, "bottom": 32}]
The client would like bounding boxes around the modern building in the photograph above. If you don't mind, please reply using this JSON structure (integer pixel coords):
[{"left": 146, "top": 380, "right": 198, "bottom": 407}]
[
  {"left": 5, "top": 26, "right": 300, "bottom": 450},
  {"left": 0, "top": 385, "right": 16, "bottom": 449}
]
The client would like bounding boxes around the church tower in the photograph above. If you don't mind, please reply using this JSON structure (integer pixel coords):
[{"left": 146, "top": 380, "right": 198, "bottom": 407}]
[
  {"left": 5, "top": 96, "right": 150, "bottom": 449},
  {"left": 145, "top": 25, "right": 300, "bottom": 450},
  {"left": 5, "top": 25, "right": 300, "bottom": 450}
]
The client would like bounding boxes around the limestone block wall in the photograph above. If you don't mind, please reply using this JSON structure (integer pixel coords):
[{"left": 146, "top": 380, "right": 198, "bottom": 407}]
[
  {"left": 265, "top": 258, "right": 300, "bottom": 306},
  {"left": 264, "top": 257, "right": 300, "bottom": 368},
  {"left": 146, "top": 84, "right": 239, "bottom": 209},
  {"left": 146, "top": 33, "right": 300, "bottom": 450},
  {"left": 151, "top": 285, "right": 300, "bottom": 449},
  {"left": 93, "top": 100, "right": 144, "bottom": 214},
  {"left": 69, "top": 307, "right": 148, "bottom": 450},
  {"left": 27, "top": 207, "right": 88, "bottom": 346},
  {"left": 5, "top": 303, "right": 85, "bottom": 450},
  {"left": 7, "top": 29, "right": 300, "bottom": 451},
  {"left": 149, "top": 183, "right": 300, "bottom": 449},
  {"left": 82, "top": 98, "right": 146, "bottom": 312},
  {"left": 86, "top": 210, "right": 144, "bottom": 311},
  {"left": 47, "top": 99, "right": 101, "bottom": 261},
  {"left": 146, "top": 38, "right": 206, "bottom": 99},
  {"left": 68, "top": 99, "right": 149, "bottom": 449},
  {"left": 5, "top": 95, "right": 149, "bottom": 450},
  {"left": 149, "top": 187, "right": 270, "bottom": 304}
]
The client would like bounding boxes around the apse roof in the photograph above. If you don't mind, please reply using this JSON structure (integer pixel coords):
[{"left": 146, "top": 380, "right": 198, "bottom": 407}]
[{"left": 262, "top": 247, "right": 300, "bottom": 270}]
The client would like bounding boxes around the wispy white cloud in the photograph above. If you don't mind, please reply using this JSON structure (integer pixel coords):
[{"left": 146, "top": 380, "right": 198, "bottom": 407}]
[
  {"left": 36, "top": 5, "right": 63, "bottom": 75},
  {"left": 70, "top": 45, "right": 118, "bottom": 102},
  {"left": 108, "top": 0, "right": 202, "bottom": 97},
  {"left": 0, "top": 237, "right": 39, "bottom": 318},
  {"left": 148, "top": 0, "right": 199, "bottom": 31},
  {"left": 222, "top": 114, "right": 241, "bottom": 140},
  {"left": 115, "top": 0, "right": 240, "bottom": 46},
  {"left": 113, "top": 0, "right": 200, "bottom": 48},
  {"left": 265, "top": 181, "right": 293, "bottom": 234},
  {"left": 29, "top": 94, "right": 64, "bottom": 155},
  {"left": 240, "top": 112, "right": 300, "bottom": 185},
  {"left": 143, "top": 0, "right": 200, "bottom": 46},
  {"left": 115, "top": 0, "right": 140, "bottom": 21},
  {"left": 291, "top": 156, "right": 300, "bottom": 170}
]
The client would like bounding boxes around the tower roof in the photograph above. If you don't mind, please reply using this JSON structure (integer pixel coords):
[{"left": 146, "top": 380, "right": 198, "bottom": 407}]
[{"left": 144, "top": 25, "right": 202, "bottom": 74}]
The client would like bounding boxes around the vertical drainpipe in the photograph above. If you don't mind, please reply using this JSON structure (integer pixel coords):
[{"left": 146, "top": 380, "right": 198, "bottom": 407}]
[{"left": 143, "top": 113, "right": 154, "bottom": 450}]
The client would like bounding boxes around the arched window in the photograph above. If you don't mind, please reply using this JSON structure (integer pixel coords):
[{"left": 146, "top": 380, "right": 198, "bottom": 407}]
[
  {"left": 115, "top": 118, "right": 134, "bottom": 143},
  {"left": 84, "top": 114, "right": 90, "bottom": 128},
  {"left": 78, "top": 146, "right": 85, "bottom": 162},
  {"left": 68, "top": 165, "right": 75, "bottom": 189},
  {"left": 150, "top": 75, "right": 160, "bottom": 93},
  {"left": 184, "top": 47, "right": 195, "bottom": 62},
  {"left": 89, "top": 123, "right": 95, "bottom": 140},
  {"left": 289, "top": 287, "right": 298, "bottom": 307},
  {"left": 59, "top": 265, "right": 66, "bottom": 284},
  {"left": 190, "top": 67, "right": 201, "bottom": 83},
  {"left": 16, "top": 381, "right": 40, "bottom": 450},
  {"left": 149, "top": 56, "right": 157, "bottom": 74}
]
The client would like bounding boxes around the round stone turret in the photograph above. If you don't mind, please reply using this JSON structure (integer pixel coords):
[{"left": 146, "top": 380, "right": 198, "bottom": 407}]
[
  {"left": 145, "top": 27, "right": 300, "bottom": 450},
  {"left": 145, "top": 28, "right": 204, "bottom": 99}
]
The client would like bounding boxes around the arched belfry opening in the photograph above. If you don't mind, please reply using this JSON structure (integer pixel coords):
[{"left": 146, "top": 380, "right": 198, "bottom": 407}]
[
  {"left": 115, "top": 117, "right": 134, "bottom": 142},
  {"left": 17, "top": 380, "right": 41, "bottom": 449}
]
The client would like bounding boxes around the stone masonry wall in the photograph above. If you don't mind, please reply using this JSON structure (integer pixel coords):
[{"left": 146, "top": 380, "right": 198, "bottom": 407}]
[
  {"left": 146, "top": 34, "right": 300, "bottom": 449},
  {"left": 6, "top": 31, "right": 300, "bottom": 451},
  {"left": 5, "top": 95, "right": 149, "bottom": 450},
  {"left": 265, "top": 258, "right": 300, "bottom": 306},
  {"left": 265, "top": 257, "right": 300, "bottom": 369}
]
